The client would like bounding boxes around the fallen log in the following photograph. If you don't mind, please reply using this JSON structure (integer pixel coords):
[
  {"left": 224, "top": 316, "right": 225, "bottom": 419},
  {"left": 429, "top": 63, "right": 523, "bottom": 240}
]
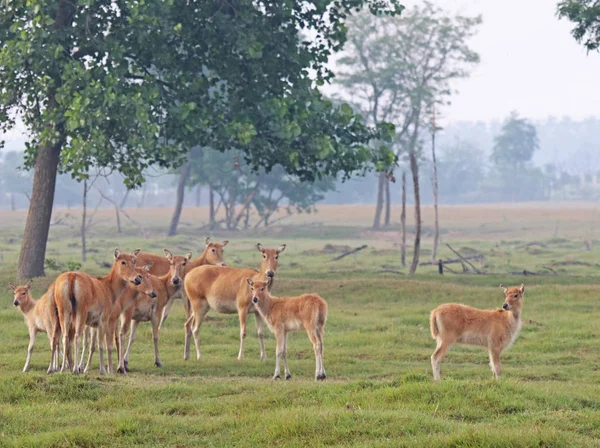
[
  {"left": 329, "top": 244, "right": 368, "bottom": 262},
  {"left": 446, "top": 244, "right": 482, "bottom": 274}
]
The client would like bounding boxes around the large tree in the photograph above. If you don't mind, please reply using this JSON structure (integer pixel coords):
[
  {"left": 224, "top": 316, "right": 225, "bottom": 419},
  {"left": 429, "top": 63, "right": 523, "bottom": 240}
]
[
  {"left": 491, "top": 112, "right": 539, "bottom": 169},
  {"left": 557, "top": 0, "right": 600, "bottom": 51},
  {"left": 334, "top": 2, "right": 480, "bottom": 273},
  {"left": 1, "top": 0, "right": 401, "bottom": 279}
]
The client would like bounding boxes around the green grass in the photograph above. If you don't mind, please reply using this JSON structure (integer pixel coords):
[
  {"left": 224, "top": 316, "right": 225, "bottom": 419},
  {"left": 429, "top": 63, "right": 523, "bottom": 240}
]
[{"left": 1, "top": 206, "right": 600, "bottom": 447}]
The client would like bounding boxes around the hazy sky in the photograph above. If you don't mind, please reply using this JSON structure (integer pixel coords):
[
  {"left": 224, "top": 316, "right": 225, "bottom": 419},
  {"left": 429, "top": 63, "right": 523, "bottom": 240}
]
[
  {"left": 325, "top": 0, "right": 600, "bottom": 126},
  {"left": 403, "top": 0, "right": 600, "bottom": 124}
]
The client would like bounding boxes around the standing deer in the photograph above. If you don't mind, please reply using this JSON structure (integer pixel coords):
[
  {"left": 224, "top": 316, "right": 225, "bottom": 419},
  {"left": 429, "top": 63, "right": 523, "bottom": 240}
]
[
  {"left": 135, "top": 237, "right": 228, "bottom": 327},
  {"left": 430, "top": 284, "right": 525, "bottom": 381},
  {"left": 120, "top": 250, "right": 188, "bottom": 371},
  {"left": 54, "top": 249, "right": 143, "bottom": 375},
  {"left": 247, "top": 277, "right": 328, "bottom": 381},
  {"left": 184, "top": 243, "right": 286, "bottom": 361},
  {"left": 80, "top": 264, "right": 157, "bottom": 374},
  {"left": 9, "top": 281, "right": 62, "bottom": 373}
]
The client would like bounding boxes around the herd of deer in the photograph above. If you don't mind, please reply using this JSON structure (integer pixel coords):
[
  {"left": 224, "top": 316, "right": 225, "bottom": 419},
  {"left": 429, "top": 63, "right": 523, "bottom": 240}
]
[{"left": 9, "top": 237, "right": 526, "bottom": 381}]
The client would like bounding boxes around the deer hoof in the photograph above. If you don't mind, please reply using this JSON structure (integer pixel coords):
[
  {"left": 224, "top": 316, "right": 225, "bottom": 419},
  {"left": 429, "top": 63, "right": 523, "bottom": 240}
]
[
  {"left": 272, "top": 375, "right": 281, "bottom": 381},
  {"left": 316, "top": 374, "right": 326, "bottom": 381},
  {"left": 155, "top": 361, "right": 162, "bottom": 368},
  {"left": 285, "top": 374, "right": 292, "bottom": 380}
]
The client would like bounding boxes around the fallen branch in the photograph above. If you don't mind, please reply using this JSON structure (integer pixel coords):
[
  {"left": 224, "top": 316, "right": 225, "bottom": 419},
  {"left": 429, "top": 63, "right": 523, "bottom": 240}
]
[
  {"left": 516, "top": 241, "right": 548, "bottom": 250},
  {"left": 445, "top": 244, "right": 482, "bottom": 274},
  {"left": 329, "top": 245, "right": 368, "bottom": 262},
  {"left": 419, "top": 255, "right": 484, "bottom": 267}
]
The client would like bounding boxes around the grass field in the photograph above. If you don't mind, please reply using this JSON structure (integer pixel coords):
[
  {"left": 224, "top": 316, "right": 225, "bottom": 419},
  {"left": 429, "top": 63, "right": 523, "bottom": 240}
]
[{"left": 1, "top": 203, "right": 600, "bottom": 447}]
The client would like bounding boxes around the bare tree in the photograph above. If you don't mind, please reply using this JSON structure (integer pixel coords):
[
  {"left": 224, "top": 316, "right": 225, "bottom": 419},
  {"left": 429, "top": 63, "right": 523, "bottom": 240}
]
[
  {"left": 431, "top": 107, "right": 440, "bottom": 261},
  {"left": 400, "top": 172, "right": 407, "bottom": 267},
  {"left": 168, "top": 162, "right": 191, "bottom": 236}
]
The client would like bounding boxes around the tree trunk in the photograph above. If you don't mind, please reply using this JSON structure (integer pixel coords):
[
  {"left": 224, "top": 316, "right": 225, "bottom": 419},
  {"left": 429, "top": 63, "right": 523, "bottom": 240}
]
[
  {"left": 81, "top": 180, "right": 87, "bottom": 262},
  {"left": 17, "top": 141, "right": 62, "bottom": 279},
  {"left": 195, "top": 185, "right": 201, "bottom": 207},
  {"left": 431, "top": 129, "right": 440, "bottom": 262},
  {"left": 373, "top": 172, "right": 385, "bottom": 229},
  {"left": 209, "top": 185, "right": 215, "bottom": 229},
  {"left": 400, "top": 172, "right": 407, "bottom": 268},
  {"left": 408, "top": 108, "right": 422, "bottom": 276},
  {"left": 168, "top": 162, "right": 191, "bottom": 236},
  {"left": 10, "top": 193, "right": 15, "bottom": 211},
  {"left": 113, "top": 202, "right": 122, "bottom": 234},
  {"left": 244, "top": 205, "right": 251, "bottom": 229},
  {"left": 384, "top": 176, "right": 391, "bottom": 227},
  {"left": 119, "top": 189, "right": 130, "bottom": 209}
]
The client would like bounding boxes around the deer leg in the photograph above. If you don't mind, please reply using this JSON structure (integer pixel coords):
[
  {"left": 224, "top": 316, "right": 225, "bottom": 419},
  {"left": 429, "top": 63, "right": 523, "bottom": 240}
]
[
  {"left": 255, "top": 312, "right": 267, "bottom": 361},
  {"left": 151, "top": 313, "right": 162, "bottom": 367},
  {"left": 283, "top": 332, "right": 291, "bottom": 380},
  {"left": 237, "top": 305, "right": 249, "bottom": 361},
  {"left": 431, "top": 339, "right": 453, "bottom": 381},
  {"left": 118, "top": 316, "right": 132, "bottom": 374},
  {"left": 124, "top": 320, "right": 140, "bottom": 370},
  {"left": 489, "top": 348, "right": 502, "bottom": 380},
  {"left": 186, "top": 300, "right": 209, "bottom": 361},
  {"left": 160, "top": 296, "right": 176, "bottom": 329},
  {"left": 273, "top": 329, "right": 285, "bottom": 380},
  {"left": 84, "top": 329, "right": 97, "bottom": 373},
  {"left": 97, "top": 325, "right": 107, "bottom": 375},
  {"left": 23, "top": 329, "right": 37, "bottom": 373}
]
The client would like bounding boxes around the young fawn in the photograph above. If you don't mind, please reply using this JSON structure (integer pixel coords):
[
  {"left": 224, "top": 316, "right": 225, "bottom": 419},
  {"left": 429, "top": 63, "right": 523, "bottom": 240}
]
[
  {"left": 247, "top": 277, "right": 328, "bottom": 381},
  {"left": 121, "top": 250, "right": 188, "bottom": 371},
  {"left": 184, "top": 243, "right": 285, "bottom": 361},
  {"left": 430, "top": 284, "right": 525, "bottom": 380},
  {"left": 54, "top": 249, "right": 143, "bottom": 374},
  {"left": 9, "top": 281, "right": 62, "bottom": 373},
  {"left": 136, "top": 237, "right": 228, "bottom": 327}
]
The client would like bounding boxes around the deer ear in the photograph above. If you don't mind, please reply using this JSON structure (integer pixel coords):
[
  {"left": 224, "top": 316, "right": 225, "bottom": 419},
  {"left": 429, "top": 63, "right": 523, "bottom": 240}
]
[
  {"left": 277, "top": 244, "right": 286, "bottom": 253},
  {"left": 114, "top": 248, "right": 121, "bottom": 259},
  {"left": 247, "top": 279, "right": 254, "bottom": 286},
  {"left": 256, "top": 243, "right": 264, "bottom": 253},
  {"left": 519, "top": 284, "right": 525, "bottom": 294},
  {"left": 144, "top": 263, "right": 153, "bottom": 272},
  {"left": 26, "top": 280, "right": 32, "bottom": 289},
  {"left": 499, "top": 284, "right": 507, "bottom": 294},
  {"left": 222, "top": 240, "right": 229, "bottom": 247},
  {"left": 205, "top": 237, "right": 211, "bottom": 246},
  {"left": 163, "top": 249, "right": 173, "bottom": 260},
  {"left": 186, "top": 251, "right": 193, "bottom": 260},
  {"left": 132, "top": 249, "right": 141, "bottom": 257},
  {"left": 8, "top": 282, "right": 15, "bottom": 291}
]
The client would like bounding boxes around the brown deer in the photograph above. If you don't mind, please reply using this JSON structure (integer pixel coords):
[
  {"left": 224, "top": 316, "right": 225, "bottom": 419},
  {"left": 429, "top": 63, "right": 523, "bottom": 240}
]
[
  {"left": 9, "top": 281, "right": 62, "bottom": 373},
  {"left": 120, "top": 250, "right": 188, "bottom": 371},
  {"left": 54, "top": 249, "right": 143, "bottom": 375},
  {"left": 135, "top": 237, "right": 228, "bottom": 327},
  {"left": 430, "top": 284, "right": 525, "bottom": 381},
  {"left": 80, "top": 264, "right": 157, "bottom": 374},
  {"left": 184, "top": 243, "right": 286, "bottom": 361},
  {"left": 247, "top": 277, "right": 328, "bottom": 381}
]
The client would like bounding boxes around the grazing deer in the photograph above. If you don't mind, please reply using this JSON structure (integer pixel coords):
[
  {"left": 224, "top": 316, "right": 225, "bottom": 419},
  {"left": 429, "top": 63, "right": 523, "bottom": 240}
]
[
  {"left": 120, "top": 250, "right": 188, "bottom": 371},
  {"left": 430, "top": 284, "right": 525, "bottom": 381},
  {"left": 54, "top": 249, "right": 143, "bottom": 375},
  {"left": 184, "top": 243, "right": 286, "bottom": 361},
  {"left": 135, "top": 237, "right": 228, "bottom": 327},
  {"left": 80, "top": 264, "right": 157, "bottom": 374},
  {"left": 247, "top": 277, "right": 328, "bottom": 381},
  {"left": 9, "top": 281, "right": 62, "bottom": 373}
]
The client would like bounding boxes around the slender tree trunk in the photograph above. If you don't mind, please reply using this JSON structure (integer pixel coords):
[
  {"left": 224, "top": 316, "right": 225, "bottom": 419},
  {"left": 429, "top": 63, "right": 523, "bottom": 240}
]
[
  {"left": 81, "top": 180, "right": 87, "bottom": 262},
  {"left": 136, "top": 184, "right": 146, "bottom": 208},
  {"left": 113, "top": 202, "right": 122, "bottom": 234},
  {"left": 195, "top": 185, "right": 201, "bottom": 207},
  {"left": 119, "top": 190, "right": 130, "bottom": 209},
  {"left": 244, "top": 205, "right": 251, "bottom": 230},
  {"left": 10, "top": 193, "right": 15, "bottom": 212},
  {"left": 209, "top": 185, "right": 215, "bottom": 229},
  {"left": 168, "top": 162, "right": 191, "bottom": 236},
  {"left": 384, "top": 176, "right": 391, "bottom": 227},
  {"left": 373, "top": 172, "right": 385, "bottom": 229},
  {"left": 408, "top": 108, "right": 422, "bottom": 276},
  {"left": 431, "top": 128, "right": 439, "bottom": 262},
  {"left": 400, "top": 172, "right": 407, "bottom": 268},
  {"left": 17, "top": 140, "right": 63, "bottom": 279}
]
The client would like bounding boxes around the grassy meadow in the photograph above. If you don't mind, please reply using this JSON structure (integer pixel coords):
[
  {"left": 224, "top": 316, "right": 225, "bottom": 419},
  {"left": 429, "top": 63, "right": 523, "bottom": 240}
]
[{"left": 1, "top": 203, "right": 600, "bottom": 447}]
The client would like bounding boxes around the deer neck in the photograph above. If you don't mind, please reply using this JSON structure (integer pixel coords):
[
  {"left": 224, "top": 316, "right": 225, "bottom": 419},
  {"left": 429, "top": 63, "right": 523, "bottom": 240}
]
[
  {"left": 102, "top": 266, "right": 128, "bottom": 303},
  {"left": 159, "top": 272, "right": 180, "bottom": 299},
  {"left": 19, "top": 298, "right": 36, "bottom": 316},
  {"left": 188, "top": 251, "right": 209, "bottom": 270}
]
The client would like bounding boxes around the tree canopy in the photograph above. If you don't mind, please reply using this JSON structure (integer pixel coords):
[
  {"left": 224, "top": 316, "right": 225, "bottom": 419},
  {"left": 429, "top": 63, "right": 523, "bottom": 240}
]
[
  {"left": 490, "top": 111, "right": 539, "bottom": 168},
  {"left": 557, "top": 0, "right": 600, "bottom": 52},
  {"left": 1, "top": 0, "right": 404, "bottom": 278}
]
